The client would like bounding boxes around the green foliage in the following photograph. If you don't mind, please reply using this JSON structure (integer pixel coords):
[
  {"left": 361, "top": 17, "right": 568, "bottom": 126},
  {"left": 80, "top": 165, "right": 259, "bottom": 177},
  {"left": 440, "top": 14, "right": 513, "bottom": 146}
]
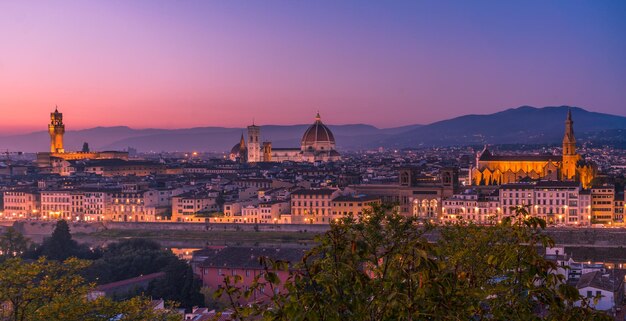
[
  {"left": 0, "top": 257, "right": 181, "bottom": 321},
  {"left": 83, "top": 238, "right": 203, "bottom": 310},
  {"left": 0, "top": 227, "right": 29, "bottom": 260},
  {"left": 0, "top": 257, "right": 90, "bottom": 321},
  {"left": 25, "top": 220, "right": 100, "bottom": 261},
  {"left": 148, "top": 259, "right": 204, "bottom": 309},
  {"left": 83, "top": 238, "right": 177, "bottom": 284},
  {"left": 216, "top": 204, "right": 611, "bottom": 320}
]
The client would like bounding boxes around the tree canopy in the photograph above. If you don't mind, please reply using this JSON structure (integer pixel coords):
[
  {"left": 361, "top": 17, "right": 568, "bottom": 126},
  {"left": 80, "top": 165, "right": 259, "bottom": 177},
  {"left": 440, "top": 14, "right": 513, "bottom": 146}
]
[
  {"left": 0, "top": 227, "right": 29, "bottom": 261},
  {"left": 0, "top": 257, "right": 180, "bottom": 321},
  {"left": 216, "top": 205, "right": 610, "bottom": 320},
  {"left": 83, "top": 238, "right": 203, "bottom": 310},
  {"left": 26, "top": 220, "right": 100, "bottom": 261}
]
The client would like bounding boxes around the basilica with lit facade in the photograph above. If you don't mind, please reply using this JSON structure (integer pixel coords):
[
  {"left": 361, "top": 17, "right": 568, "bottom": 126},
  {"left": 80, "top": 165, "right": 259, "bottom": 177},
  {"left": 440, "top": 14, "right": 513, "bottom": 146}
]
[
  {"left": 229, "top": 113, "right": 341, "bottom": 163},
  {"left": 470, "top": 110, "right": 595, "bottom": 188}
]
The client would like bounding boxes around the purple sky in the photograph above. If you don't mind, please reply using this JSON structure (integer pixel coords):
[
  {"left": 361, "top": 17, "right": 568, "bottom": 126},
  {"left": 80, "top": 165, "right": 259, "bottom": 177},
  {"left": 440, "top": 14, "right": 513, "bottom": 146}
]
[{"left": 0, "top": 1, "right": 625, "bottom": 134}]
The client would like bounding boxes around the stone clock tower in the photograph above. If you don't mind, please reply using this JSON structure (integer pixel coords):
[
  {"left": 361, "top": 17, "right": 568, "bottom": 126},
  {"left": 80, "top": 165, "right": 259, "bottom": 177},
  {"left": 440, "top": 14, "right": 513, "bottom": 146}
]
[{"left": 48, "top": 106, "right": 65, "bottom": 153}]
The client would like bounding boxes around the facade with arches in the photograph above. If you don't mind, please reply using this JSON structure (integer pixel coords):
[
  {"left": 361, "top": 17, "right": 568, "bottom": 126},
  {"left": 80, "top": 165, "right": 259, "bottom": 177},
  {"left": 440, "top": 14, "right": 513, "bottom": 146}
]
[
  {"left": 470, "top": 110, "right": 595, "bottom": 188},
  {"left": 353, "top": 167, "right": 458, "bottom": 220}
]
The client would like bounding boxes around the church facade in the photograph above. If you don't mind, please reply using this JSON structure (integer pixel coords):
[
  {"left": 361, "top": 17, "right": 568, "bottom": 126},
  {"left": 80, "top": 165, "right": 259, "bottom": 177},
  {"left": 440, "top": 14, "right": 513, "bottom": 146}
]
[
  {"left": 470, "top": 110, "right": 595, "bottom": 188},
  {"left": 229, "top": 113, "right": 341, "bottom": 163}
]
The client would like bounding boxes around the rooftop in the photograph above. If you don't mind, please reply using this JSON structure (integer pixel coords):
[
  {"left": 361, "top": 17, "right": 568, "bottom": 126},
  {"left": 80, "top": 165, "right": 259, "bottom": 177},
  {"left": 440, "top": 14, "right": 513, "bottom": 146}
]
[{"left": 198, "top": 247, "right": 307, "bottom": 269}]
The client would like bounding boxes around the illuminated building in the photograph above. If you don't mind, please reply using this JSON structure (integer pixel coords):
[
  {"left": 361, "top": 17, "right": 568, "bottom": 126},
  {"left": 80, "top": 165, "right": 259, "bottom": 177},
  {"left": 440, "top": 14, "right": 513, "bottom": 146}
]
[
  {"left": 290, "top": 189, "right": 342, "bottom": 224},
  {"left": 499, "top": 181, "right": 583, "bottom": 225},
  {"left": 471, "top": 110, "right": 595, "bottom": 188},
  {"left": 441, "top": 189, "right": 500, "bottom": 224},
  {"left": 37, "top": 107, "right": 129, "bottom": 168},
  {"left": 229, "top": 113, "right": 341, "bottom": 163},
  {"left": 330, "top": 195, "right": 381, "bottom": 221},
  {"left": 591, "top": 185, "right": 615, "bottom": 224},
  {"left": 48, "top": 106, "right": 65, "bottom": 153},
  {"left": 352, "top": 167, "right": 458, "bottom": 219},
  {"left": 2, "top": 189, "right": 39, "bottom": 219},
  {"left": 171, "top": 191, "right": 220, "bottom": 222}
]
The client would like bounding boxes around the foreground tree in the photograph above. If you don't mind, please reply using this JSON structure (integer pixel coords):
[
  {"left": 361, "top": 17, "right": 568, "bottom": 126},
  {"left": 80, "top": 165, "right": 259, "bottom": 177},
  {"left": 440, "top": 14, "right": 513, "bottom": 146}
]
[
  {"left": 217, "top": 204, "right": 610, "bottom": 320},
  {"left": 84, "top": 238, "right": 203, "bottom": 310},
  {"left": 0, "top": 257, "right": 180, "bottom": 321},
  {"left": 26, "top": 220, "right": 99, "bottom": 261},
  {"left": 0, "top": 227, "right": 29, "bottom": 260},
  {"left": 83, "top": 238, "right": 178, "bottom": 284},
  {"left": 0, "top": 257, "right": 89, "bottom": 321},
  {"left": 148, "top": 258, "right": 205, "bottom": 310}
]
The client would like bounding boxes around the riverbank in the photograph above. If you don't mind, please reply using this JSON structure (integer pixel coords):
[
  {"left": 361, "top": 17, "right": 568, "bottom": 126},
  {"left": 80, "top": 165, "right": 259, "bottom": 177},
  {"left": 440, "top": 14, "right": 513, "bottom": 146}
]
[{"left": 77, "top": 228, "right": 319, "bottom": 243}]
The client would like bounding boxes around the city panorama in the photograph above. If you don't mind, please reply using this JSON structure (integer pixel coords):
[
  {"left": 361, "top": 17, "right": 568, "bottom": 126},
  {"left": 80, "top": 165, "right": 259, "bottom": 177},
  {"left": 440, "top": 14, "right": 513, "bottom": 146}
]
[{"left": 1, "top": 1, "right": 625, "bottom": 320}]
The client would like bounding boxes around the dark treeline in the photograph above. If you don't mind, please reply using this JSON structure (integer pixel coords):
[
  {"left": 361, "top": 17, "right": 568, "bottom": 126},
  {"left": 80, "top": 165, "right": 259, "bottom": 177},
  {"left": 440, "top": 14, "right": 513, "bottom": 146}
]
[{"left": 1, "top": 220, "right": 203, "bottom": 311}]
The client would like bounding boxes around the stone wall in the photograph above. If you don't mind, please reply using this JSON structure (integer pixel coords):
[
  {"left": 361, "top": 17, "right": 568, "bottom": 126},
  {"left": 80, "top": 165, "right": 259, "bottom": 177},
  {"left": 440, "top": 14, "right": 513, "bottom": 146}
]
[
  {"left": 10, "top": 219, "right": 626, "bottom": 248},
  {"left": 12, "top": 220, "right": 106, "bottom": 236},
  {"left": 102, "top": 221, "right": 331, "bottom": 233}
]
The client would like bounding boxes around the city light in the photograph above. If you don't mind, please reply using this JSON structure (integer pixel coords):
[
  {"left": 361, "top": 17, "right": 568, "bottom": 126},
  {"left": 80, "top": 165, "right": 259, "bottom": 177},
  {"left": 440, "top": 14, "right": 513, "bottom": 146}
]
[{"left": 0, "top": 6, "right": 623, "bottom": 317}]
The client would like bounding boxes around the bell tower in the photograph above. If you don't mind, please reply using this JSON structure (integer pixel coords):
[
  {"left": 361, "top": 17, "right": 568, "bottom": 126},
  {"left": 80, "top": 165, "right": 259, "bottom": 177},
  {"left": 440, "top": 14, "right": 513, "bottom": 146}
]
[
  {"left": 561, "top": 109, "right": 579, "bottom": 180},
  {"left": 247, "top": 123, "right": 261, "bottom": 163},
  {"left": 48, "top": 106, "right": 65, "bottom": 153}
]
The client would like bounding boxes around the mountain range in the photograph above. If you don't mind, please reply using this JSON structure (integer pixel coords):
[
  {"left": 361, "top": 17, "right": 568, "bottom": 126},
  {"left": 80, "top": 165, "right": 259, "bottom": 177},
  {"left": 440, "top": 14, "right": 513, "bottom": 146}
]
[{"left": 1, "top": 106, "right": 625, "bottom": 153}]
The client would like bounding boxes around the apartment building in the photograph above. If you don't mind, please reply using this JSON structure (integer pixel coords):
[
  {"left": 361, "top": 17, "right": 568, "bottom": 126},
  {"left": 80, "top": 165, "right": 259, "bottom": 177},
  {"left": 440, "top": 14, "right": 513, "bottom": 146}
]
[
  {"left": 40, "top": 190, "right": 76, "bottom": 220},
  {"left": 171, "top": 191, "right": 220, "bottom": 222},
  {"left": 290, "top": 189, "right": 341, "bottom": 224},
  {"left": 2, "top": 189, "right": 39, "bottom": 219},
  {"left": 241, "top": 201, "right": 290, "bottom": 224},
  {"left": 591, "top": 185, "right": 615, "bottom": 224},
  {"left": 499, "top": 181, "right": 582, "bottom": 225},
  {"left": 330, "top": 195, "right": 381, "bottom": 222},
  {"left": 442, "top": 189, "right": 500, "bottom": 224},
  {"left": 83, "top": 190, "right": 112, "bottom": 222}
]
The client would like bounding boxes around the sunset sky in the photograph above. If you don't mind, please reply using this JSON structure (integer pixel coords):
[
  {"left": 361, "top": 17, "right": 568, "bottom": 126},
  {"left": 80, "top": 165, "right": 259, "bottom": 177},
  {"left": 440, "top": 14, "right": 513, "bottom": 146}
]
[{"left": 0, "top": 1, "right": 625, "bottom": 134}]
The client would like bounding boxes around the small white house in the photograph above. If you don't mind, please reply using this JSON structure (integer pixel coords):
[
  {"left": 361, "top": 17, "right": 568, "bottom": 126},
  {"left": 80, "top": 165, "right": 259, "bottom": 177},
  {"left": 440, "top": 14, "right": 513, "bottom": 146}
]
[{"left": 576, "top": 270, "right": 624, "bottom": 311}]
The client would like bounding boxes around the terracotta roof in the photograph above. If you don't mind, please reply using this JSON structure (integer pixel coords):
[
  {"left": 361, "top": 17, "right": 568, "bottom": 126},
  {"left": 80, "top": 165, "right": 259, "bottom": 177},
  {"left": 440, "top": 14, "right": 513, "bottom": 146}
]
[
  {"left": 479, "top": 154, "right": 562, "bottom": 162},
  {"left": 199, "top": 247, "right": 307, "bottom": 269},
  {"left": 291, "top": 189, "right": 337, "bottom": 196},
  {"left": 230, "top": 143, "right": 245, "bottom": 155},
  {"left": 333, "top": 195, "right": 380, "bottom": 202},
  {"left": 535, "top": 181, "right": 580, "bottom": 187},
  {"left": 96, "top": 272, "right": 165, "bottom": 291},
  {"left": 301, "top": 114, "right": 335, "bottom": 145}
]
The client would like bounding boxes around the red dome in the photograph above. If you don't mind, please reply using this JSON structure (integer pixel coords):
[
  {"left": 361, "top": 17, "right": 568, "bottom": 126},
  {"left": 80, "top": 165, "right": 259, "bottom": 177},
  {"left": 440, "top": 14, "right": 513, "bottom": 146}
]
[{"left": 301, "top": 113, "right": 335, "bottom": 145}]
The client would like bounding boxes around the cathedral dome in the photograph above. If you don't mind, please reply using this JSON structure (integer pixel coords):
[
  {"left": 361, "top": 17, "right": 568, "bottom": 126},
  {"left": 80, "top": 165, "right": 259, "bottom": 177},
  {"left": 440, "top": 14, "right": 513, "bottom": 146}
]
[
  {"left": 301, "top": 113, "right": 335, "bottom": 148},
  {"left": 230, "top": 143, "right": 244, "bottom": 155},
  {"left": 229, "top": 134, "right": 247, "bottom": 162}
]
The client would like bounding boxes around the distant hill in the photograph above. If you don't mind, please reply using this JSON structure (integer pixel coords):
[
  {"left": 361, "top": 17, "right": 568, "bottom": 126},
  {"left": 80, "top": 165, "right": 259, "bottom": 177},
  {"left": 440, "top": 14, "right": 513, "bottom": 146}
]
[
  {"left": 0, "top": 123, "right": 422, "bottom": 153},
  {"left": 1, "top": 106, "right": 624, "bottom": 152},
  {"left": 383, "top": 106, "right": 626, "bottom": 148}
]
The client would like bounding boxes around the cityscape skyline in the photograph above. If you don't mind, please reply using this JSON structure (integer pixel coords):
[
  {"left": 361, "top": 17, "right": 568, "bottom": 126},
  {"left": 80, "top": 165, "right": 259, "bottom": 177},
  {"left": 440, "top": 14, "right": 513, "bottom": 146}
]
[
  {"left": 1, "top": 1, "right": 625, "bottom": 133},
  {"left": 2, "top": 2, "right": 626, "bottom": 318}
]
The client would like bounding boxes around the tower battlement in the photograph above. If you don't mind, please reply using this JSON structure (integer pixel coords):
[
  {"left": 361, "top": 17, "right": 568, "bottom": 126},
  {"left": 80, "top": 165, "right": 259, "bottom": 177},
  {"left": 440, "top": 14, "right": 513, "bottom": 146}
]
[{"left": 48, "top": 106, "right": 65, "bottom": 153}]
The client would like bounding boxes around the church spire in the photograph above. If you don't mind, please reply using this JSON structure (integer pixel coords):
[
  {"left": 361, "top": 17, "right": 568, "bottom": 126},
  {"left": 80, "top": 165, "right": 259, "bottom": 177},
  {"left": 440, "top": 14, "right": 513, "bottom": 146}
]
[
  {"left": 563, "top": 109, "right": 576, "bottom": 156},
  {"left": 239, "top": 132, "right": 246, "bottom": 147}
]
